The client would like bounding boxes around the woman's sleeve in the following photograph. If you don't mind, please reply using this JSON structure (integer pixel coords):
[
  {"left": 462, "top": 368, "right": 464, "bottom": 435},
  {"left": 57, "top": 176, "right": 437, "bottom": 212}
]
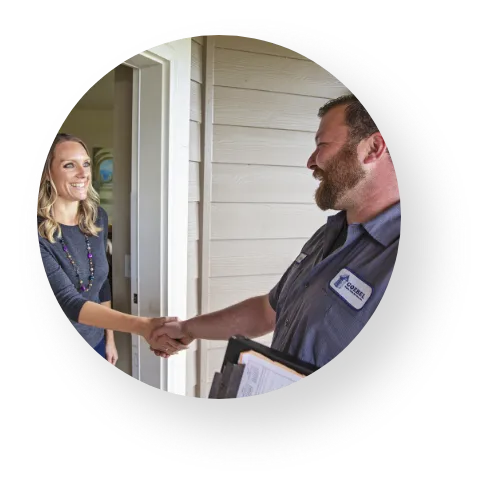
[
  {"left": 40, "top": 241, "right": 87, "bottom": 322},
  {"left": 98, "top": 207, "right": 112, "bottom": 303}
]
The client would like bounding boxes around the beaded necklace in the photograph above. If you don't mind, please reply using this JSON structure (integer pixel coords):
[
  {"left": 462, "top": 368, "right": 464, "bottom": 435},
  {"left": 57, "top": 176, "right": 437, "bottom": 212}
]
[{"left": 59, "top": 234, "right": 95, "bottom": 292}]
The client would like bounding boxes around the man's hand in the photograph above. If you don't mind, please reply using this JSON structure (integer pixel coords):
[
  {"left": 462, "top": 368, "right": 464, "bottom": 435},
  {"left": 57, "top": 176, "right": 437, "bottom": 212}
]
[
  {"left": 141, "top": 317, "right": 190, "bottom": 358},
  {"left": 149, "top": 319, "right": 194, "bottom": 356}
]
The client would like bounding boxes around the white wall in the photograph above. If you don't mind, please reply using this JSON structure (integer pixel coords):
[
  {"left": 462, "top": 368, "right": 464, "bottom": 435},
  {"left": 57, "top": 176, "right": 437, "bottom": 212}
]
[
  {"left": 195, "top": 36, "right": 350, "bottom": 396},
  {"left": 60, "top": 108, "right": 113, "bottom": 155}
]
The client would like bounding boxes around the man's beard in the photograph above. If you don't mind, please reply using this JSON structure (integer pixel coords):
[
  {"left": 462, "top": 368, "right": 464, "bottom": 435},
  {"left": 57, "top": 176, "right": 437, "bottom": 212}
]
[{"left": 313, "top": 141, "right": 366, "bottom": 211}]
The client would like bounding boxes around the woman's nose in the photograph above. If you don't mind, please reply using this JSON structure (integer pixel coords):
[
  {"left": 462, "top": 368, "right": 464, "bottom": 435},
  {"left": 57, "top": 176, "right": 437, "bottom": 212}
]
[{"left": 76, "top": 165, "right": 90, "bottom": 177}]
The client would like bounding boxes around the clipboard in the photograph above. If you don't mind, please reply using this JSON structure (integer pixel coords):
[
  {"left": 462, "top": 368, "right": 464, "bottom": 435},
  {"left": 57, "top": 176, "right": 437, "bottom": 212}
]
[
  {"left": 224, "top": 335, "right": 318, "bottom": 375},
  {"left": 208, "top": 336, "right": 319, "bottom": 398}
]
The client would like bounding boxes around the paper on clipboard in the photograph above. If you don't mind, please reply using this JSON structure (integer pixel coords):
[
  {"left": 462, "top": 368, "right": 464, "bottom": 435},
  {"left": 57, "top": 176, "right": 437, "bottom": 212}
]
[{"left": 236, "top": 350, "right": 305, "bottom": 397}]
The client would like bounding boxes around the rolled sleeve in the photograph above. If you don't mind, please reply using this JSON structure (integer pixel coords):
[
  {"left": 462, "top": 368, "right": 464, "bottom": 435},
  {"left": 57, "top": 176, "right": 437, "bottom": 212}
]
[{"left": 268, "top": 268, "right": 291, "bottom": 312}]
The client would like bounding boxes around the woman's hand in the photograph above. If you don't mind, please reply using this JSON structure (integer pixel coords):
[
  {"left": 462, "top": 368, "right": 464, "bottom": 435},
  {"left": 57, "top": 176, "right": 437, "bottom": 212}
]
[
  {"left": 149, "top": 319, "right": 194, "bottom": 357},
  {"left": 141, "top": 317, "right": 187, "bottom": 358},
  {"left": 105, "top": 339, "right": 118, "bottom": 365}
]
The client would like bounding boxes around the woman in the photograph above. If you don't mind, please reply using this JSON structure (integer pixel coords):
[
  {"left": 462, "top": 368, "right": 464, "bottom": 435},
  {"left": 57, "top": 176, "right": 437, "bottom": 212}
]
[{"left": 38, "top": 133, "right": 182, "bottom": 360}]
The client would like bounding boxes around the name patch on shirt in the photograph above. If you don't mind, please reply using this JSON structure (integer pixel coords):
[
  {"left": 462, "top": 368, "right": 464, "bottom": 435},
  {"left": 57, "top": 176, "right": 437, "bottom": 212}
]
[
  {"left": 295, "top": 252, "right": 307, "bottom": 264},
  {"left": 329, "top": 268, "right": 373, "bottom": 310}
]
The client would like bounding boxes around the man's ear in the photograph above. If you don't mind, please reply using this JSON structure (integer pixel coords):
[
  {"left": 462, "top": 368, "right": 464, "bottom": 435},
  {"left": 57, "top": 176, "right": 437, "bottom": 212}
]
[{"left": 363, "top": 132, "right": 387, "bottom": 164}]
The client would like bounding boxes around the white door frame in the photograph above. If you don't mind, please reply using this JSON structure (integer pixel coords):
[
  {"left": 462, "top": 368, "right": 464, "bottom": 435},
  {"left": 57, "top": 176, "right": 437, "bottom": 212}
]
[{"left": 124, "top": 39, "right": 191, "bottom": 396}]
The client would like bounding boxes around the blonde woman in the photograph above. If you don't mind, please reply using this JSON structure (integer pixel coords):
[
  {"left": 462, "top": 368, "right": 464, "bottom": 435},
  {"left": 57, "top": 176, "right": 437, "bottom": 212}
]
[{"left": 38, "top": 133, "right": 183, "bottom": 361}]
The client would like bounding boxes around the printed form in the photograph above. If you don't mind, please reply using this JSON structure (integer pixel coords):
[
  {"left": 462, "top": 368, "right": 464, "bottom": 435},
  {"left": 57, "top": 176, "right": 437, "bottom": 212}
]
[{"left": 236, "top": 351, "right": 305, "bottom": 397}]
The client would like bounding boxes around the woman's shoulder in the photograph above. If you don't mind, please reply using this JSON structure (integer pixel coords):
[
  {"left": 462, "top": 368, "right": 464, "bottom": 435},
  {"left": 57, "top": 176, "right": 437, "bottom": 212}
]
[
  {"left": 98, "top": 206, "right": 108, "bottom": 219},
  {"left": 97, "top": 206, "right": 108, "bottom": 225}
]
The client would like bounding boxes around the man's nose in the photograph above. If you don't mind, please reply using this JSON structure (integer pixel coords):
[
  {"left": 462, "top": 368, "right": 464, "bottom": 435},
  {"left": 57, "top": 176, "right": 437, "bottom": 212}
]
[{"left": 307, "top": 151, "right": 317, "bottom": 169}]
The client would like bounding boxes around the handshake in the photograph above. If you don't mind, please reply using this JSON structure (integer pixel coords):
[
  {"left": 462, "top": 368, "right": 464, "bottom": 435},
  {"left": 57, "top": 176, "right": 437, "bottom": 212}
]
[{"left": 143, "top": 317, "right": 194, "bottom": 358}]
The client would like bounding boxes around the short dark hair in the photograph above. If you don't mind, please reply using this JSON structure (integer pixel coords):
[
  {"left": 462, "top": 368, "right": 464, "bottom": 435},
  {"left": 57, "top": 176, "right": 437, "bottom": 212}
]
[{"left": 318, "top": 94, "right": 379, "bottom": 144}]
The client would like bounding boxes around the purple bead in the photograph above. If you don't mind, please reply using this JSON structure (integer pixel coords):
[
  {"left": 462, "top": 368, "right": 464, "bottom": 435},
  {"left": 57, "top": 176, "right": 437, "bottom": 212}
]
[
  {"left": 87, "top": 253, "right": 93, "bottom": 258},
  {"left": 80, "top": 285, "right": 86, "bottom": 292},
  {"left": 63, "top": 246, "right": 68, "bottom": 252}
]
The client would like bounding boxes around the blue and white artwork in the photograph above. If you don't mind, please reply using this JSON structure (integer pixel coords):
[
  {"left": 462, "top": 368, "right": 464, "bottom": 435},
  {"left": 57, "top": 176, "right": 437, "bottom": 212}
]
[{"left": 93, "top": 147, "right": 114, "bottom": 224}]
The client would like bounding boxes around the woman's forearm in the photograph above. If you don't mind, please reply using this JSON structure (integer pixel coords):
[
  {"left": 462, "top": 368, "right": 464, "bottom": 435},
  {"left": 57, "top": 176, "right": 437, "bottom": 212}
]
[
  {"left": 100, "top": 301, "right": 115, "bottom": 342},
  {"left": 78, "top": 301, "right": 149, "bottom": 337}
]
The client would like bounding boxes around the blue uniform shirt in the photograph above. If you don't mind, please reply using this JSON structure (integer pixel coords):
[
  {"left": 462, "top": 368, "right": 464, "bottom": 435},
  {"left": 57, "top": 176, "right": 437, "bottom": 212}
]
[{"left": 269, "top": 202, "right": 401, "bottom": 367}]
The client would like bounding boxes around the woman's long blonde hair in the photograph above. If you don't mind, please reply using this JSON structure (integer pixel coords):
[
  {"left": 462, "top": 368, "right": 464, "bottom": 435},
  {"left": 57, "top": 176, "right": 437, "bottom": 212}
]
[{"left": 38, "top": 133, "right": 102, "bottom": 243}]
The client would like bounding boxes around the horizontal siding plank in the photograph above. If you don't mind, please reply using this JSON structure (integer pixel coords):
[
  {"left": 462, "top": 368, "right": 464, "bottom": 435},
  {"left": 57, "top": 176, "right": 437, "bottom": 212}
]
[
  {"left": 190, "top": 80, "right": 202, "bottom": 123},
  {"left": 188, "top": 160, "right": 200, "bottom": 202},
  {"left": 215, "top": 48, "right": 348, "bottom": 98},
  {"left": 210, "top": 238, "right": 305, "bottom": 277},
  {"left": 214, "top": 86, "right": 328, "bottom": 132},
  {"left": 212, "top": 163, "right": 317, "bottom": 203},
  {"left": 214, "top": 35, "right": 308, "bottom": 60},
  {"left": 213, "top": 125, "right": 314, "bottom": 167},
  {"left": 189, "top": 120, "right": 201, "bottom": 162},
  {"left": 191, "top": 40, "right": 203, "bottom": 83},
  {"left": 188, "top": 202, "right": 199, "bottom": 241},
  {"left": 209, "top": 274, "right": 281, "bottom": 311},
  {"left": 211, "top": 203, "right": 328, "bottom": 240}
]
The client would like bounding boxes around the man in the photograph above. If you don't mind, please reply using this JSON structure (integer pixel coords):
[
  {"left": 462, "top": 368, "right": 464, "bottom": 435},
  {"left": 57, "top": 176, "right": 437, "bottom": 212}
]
[{"left": 150, "top": 94, "right": 400, "bottom": 368}]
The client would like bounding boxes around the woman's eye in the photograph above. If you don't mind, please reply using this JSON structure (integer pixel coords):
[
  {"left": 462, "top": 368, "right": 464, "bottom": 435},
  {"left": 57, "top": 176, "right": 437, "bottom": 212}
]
[
  {"left": 83, "top": 162, "right": 91, "bottom": 167},
  {"left": 63, "top": 163, "right": 74, "bottom": 168}
]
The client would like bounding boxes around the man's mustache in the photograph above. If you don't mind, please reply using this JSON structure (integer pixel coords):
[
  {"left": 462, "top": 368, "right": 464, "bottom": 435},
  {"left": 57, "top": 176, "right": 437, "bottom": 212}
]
[{"left": 313, "top": 168, "right": 325, "bottom": 181}]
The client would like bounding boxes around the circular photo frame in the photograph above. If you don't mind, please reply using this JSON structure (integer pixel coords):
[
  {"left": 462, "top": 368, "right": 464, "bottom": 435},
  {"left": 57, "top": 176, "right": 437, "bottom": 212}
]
[{"left": 26, "top": 25, "right": 465, "bottom": 465}]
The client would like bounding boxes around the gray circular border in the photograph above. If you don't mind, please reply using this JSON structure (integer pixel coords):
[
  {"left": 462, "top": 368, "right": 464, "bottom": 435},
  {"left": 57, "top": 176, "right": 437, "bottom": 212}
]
[{"left": 26, "top": 26, "right": 465, "bottom": 464}]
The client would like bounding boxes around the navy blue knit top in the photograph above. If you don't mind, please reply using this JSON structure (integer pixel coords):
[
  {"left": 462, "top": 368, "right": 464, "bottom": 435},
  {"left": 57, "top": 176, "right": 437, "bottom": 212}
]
[{"left": 38, "top": 207, "right": 111, "bottom": 347}]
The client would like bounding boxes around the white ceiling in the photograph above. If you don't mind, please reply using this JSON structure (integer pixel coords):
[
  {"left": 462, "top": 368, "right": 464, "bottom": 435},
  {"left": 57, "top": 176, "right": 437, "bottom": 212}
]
[{"left": 75, "top": 70, "right": 115, "bottom": 110}]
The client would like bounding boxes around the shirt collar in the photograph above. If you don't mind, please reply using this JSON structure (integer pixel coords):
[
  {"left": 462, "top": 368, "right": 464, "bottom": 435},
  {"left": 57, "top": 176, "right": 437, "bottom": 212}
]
[{"left": 362, "top": 201, "right": 401, "bottom": 247}]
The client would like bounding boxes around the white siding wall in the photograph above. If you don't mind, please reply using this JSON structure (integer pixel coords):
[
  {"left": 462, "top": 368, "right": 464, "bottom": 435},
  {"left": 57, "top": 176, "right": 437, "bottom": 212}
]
[
  {"left": 186, "top": 36, "right": 203, "bottom": 397},
  {"left": 191, "top": 36, "right": 349, "bottom": 397}
]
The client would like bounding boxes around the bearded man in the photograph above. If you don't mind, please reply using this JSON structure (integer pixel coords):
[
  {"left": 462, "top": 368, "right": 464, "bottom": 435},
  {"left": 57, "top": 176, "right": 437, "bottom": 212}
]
[{"left": 150, "top": 94, "right": 401, "bottom": 368}]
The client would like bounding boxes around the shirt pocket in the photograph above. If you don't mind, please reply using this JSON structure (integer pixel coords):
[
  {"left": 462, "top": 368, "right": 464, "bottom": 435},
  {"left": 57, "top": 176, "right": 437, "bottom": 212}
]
[{"left": 309, "top": 288, "right": 366, "bottom": 365}]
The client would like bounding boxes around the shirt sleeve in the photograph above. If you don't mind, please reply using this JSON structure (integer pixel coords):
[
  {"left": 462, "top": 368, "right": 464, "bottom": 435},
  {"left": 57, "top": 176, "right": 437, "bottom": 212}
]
[
  {"left": 268, "top": 228, "right": 324, "bottom": 311},
  {"left": 268, "top": 263, "right": 294, "bottom": 312},
  {"left": 39, "top": 241, "right": 87, "bottom": 322},
  {"left": 98, "top": 207, "right": 112, "bottom": 304}
]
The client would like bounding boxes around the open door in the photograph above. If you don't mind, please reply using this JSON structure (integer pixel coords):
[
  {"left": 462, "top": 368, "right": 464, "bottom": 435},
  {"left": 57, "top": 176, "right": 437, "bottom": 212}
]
[
  {"left": 122, "top": 42, "right": 191, "bottom": 395},
  {"left": 111, "top": 64, "right": 133, "bottom": 375}
]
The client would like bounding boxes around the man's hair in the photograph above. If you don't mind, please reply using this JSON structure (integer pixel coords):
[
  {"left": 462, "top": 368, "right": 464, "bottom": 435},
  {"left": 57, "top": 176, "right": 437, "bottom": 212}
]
[{"left": 318, "top": 94, "right": 379, "bottom": 144}]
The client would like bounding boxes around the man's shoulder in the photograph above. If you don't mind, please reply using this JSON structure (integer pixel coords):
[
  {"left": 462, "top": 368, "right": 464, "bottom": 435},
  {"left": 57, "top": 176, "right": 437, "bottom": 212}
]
[{"left": 302, "top": 220, "right": 329, "bottom": 251}]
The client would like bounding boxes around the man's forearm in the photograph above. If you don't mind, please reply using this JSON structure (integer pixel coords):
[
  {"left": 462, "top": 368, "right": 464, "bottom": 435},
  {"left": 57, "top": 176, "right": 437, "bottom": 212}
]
[{"left": 183, "top": 295, "right": 275, "bottom": 341}]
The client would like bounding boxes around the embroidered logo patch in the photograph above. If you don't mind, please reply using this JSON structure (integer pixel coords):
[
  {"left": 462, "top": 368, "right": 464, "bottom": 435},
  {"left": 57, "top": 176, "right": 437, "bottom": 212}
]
[
  {"left": 295, "top": 252, "right": 307, "bottom": 264},
  {"left": 329, "top": 268, "right": 373, "bottom": 310}
]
